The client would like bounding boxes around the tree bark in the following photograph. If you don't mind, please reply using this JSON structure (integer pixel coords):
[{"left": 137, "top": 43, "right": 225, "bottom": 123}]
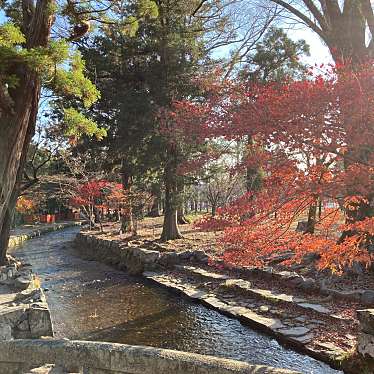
[
  {"left": 177, "top": 178, "right": 189, "bottom": 224},
  {"left": 177, "top": 205, "right": 189, "bottom": 224},
  {"left": 246, "top": 135, "right": 263, "bottom": 193},
  {"left": 148, "top": 196, "right": 161, "bottom": 217},
  {"left": 161, "top": 146, "right": 182, "bottom": 241},
  {"left": 0, "top": 114, "right": 36, "bottom": 262},
  {"left": 121, "top": 161, "right": 135, "bottom": 235},
  {"left": 0, "top": 196, "right": 15, "bottom": 264},
  {"left": 0, "top": 0, "right": 54, "bottom": 264},
  {"left": 305, "top": 199, "right": 317, "bottom": 234}
]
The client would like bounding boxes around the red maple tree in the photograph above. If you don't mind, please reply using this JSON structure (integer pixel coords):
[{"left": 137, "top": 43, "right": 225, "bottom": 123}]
[{"left": 171, "top": 64, "right": 374, "bottom": 273}]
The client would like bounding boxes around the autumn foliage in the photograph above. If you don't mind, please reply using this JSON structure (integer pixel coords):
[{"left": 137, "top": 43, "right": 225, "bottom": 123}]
[
  {"left": 16, "top": 196, "right": 37, "bottom": 215},
  {"left": 171, "top": 64, "right": 374, "bottom": 273}
]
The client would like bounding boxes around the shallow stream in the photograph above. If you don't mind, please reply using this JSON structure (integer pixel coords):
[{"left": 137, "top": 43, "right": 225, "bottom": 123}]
[{"left": 13, "top": 227, "right": 341, "bottom": 374}]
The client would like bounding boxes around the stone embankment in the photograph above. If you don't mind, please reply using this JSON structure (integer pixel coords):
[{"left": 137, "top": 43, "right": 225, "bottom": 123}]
[
  {"left": 0, "top": 339, "right": 300, "bottom": 374},
  {"left": 240, "top": 266, "right": 374, "bottom": 306},
  {"left": 74, "top": 231, "right": 374, "bottom": 373},
  {"left": 0, "top": 256, "right": 53, "bottom": 340},
  {"left": 8, "top": 221, "right": 82, "bottom": 249},
  {"left": 0, "top": 228, "right": 299, "bottom": 374},
  {"left": 75, "top": 232, "right": 209, "bottom": 275}
]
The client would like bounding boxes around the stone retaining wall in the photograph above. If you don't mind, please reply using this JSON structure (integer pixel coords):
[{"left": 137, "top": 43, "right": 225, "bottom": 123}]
[
  {"left": 8, "top": 221, "right": 82, "bottom": 249},
  {"left": 235, "top": 266, "right": 374, "bottom": 306},
  {"left": 75, "top": 232, "right": 209, "bottom": 275},
  {"left": 357, "top": 310, "right": 374, "bottom": 359},
  {"left": 0, "top": 257, "right": 53, "bottom": 340},
  {"left": 0, "top": 339, "right": 300, "bottom": 374}
]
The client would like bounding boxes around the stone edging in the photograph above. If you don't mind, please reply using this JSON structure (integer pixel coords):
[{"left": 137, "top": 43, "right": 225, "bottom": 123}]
[
  {"left": 0, "top": 339, "right": 301, "bottom": 374},
  {"left": 0, "top": 257, "right": 53, "bottom": 341},
  {"left": 75, "top": 232, "right": 374, "bottom": 373},
  {"left": 8, "top": 221, "right": 82, "bottom": 249},
  {"left": 74, "top": 233, "right": 345, "bottom": 370},
  {"left": 74, "top": 231, "right": 210, "bottom": 274},
  {"left": 235, "top": 266, "right": 374, "bottom": 305}
]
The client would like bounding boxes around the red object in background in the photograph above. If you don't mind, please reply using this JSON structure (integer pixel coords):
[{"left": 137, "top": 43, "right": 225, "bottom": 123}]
[
  {"left": 39, "top": 214, "right": 56, "bottom": 224},
  {"left": 66, "top": 211, "right": 80, "bottom": 221},
  {"left": 24, "top": 215, "right": 35, "bottom": 224}
]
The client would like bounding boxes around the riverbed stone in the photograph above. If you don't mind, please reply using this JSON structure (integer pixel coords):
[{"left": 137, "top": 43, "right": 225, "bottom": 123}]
[
  {"left": 178, "top": 250, "right": 193, "bottom": 260},
  {"left": 357, "top": 332, "right": 374, "bottom": 358},
  {"left": 158, "top": 252, "right": 179, "bottom": 267},
  {"left": 192, "top": 250, "right": 209, "bottom": 264},
  {"left": 298, "top": 278, "right": 317, "bottom": 291},
  {"left": 278, "top": 326, "right": 310, "bottom": 337},
  {"left": 291, "top": 333, "right": 314, "bottom": 344},
  {"left": 14, "top": 275, "right": 32, "bottom": 291},
  {"left": 296, "top": 303, "right": 330, "bottom": 314},
  {"left": 0, "top": 324, "right": 12, "bottom": 340},
  {"left": 361, "top": 290, "right": 374, "bottom": 305},
  {"left": 315, "top": 341, "right": 346, "bottom": 358},
  {"left": 357, "top": 309, "right": 374, "bottom": 334},
  {"left": 242, "top": 310, "right": 285, "bottom": 330},
  {"left": 28, "top": 305, "right": 53, "bottom": 339}
]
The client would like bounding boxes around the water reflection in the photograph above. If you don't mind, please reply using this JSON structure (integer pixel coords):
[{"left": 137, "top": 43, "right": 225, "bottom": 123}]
[{"left": 13, "top": 228, "right": 341, "bottom": 374}]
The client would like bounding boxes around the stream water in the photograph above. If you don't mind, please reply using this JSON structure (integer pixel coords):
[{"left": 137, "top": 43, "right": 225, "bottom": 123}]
[{"left": 12, "top": 227, "right": 341, "bottom": 374}]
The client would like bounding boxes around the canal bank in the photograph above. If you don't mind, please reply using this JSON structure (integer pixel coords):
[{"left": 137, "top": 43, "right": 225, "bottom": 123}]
[
  {"left": 11, "top": 227, "right": 339, "bottom": 374},
  {"left": 8, "top": 221, "right": 82, "bottom": 249},
  {"left": 74, "top": 231, "right": 357, "bottom": 370}
]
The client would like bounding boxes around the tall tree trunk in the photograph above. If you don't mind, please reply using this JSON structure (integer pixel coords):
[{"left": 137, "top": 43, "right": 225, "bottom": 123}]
[
  {"left": 0, "top": 0, "right": 54, "bottom": 264},
  {"left": 149, "top": 197, "right": 161, "bottom": 217},
  {"left": 318, "top": 198, "right": 322, "bottom": 219},
  {"left": 177, "top": 178, "right": 189, "bottom": 224},
  {"left": 161, "top": 146, "right": 182, "bottom": 241},
  {"left": 0, "top": 189, "right": 17, "bottom": 264},
  {"left": 305, "top": 199, "right": 317, "bottom": 234},
  {"left": 211, "top": 203, "right": 217, "bottom": 216},
  {"left": 121, "top": 161, "right": 135, "bottom": 235},
  {"left": 246, "top": 135, "right": 263, "bottom": 193},
  {"left": 0, "top": 112, "right": 36, "bottom": 262}
]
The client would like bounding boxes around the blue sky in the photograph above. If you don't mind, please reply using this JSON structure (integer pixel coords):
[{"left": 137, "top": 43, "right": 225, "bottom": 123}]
[
  {"left": 291, "top": 26, "right": 331, "bottom": 65},
  {"left": 1, "top": 7, "right": 330, "bottom": 65}
]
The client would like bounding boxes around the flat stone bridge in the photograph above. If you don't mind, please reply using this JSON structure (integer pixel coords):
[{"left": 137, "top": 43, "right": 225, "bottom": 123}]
[{"left": 0, "top": 339, "right": 300, "bottom": 374}]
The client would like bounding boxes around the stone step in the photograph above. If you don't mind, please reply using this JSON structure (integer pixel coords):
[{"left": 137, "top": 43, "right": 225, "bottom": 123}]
[
  {"left": 175, "top": 265, "right": 231, "bottom": 281},
  {"left": 143, "top": 270, "right": 349, "bottom": 366},
  {"left": 175, "top": 266, "right": 347, "bottom": 320},
  {"left": 221, "top": 278, "right": 333, "bottom": 316}
]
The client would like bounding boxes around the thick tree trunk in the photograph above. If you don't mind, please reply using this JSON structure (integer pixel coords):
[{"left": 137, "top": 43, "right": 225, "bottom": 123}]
[
  {"left": 0, "top": 200, "right": 14, "bottom": 264},
  {"left": 246, "top": 135, "right": 263, "bottom": 193},
  {"left": 0, "top": 115, "right": 37, "bottom": 263},
  {"left": 177, "top": 205, "right": 189, "bottom": 224},
  {"left": 0, "top": 0, "right": 54, "bottom": 264},
  {"left": 176, "top": 179, "right": 189, "bottom": 224},
  {"left": 161, "top": 147, "right": 182, "bottom": 241},
  {"left": 148, "top": 196, "right": 161, "bottom": 217},
  {"left": 305, "top": 199, "right": 317, "bottom": 234},
  {"left": 0, "top": 83, "right": 41, "bottom": 261},
  {"left": 121, "top": 161, "right": 135, "bottom": 235}
]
